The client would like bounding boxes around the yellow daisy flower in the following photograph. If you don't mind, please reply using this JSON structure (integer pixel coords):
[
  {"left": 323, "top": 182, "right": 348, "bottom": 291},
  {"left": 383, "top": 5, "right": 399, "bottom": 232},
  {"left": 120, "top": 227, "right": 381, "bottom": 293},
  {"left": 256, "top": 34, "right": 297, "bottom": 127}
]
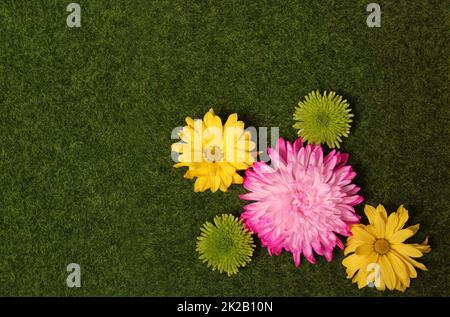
[
  {"left": 172, "top": 108, "right": 256, "bottom": 192},
  {"left": 342, "top": 204, "right": 431, "bottom": 292}
]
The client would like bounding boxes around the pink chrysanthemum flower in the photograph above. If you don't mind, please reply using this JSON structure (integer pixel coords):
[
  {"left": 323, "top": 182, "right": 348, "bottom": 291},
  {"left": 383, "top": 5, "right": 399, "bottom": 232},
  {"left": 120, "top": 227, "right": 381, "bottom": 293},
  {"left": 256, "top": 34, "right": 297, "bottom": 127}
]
[{"left": 240, "top": 137, "right": 363, "bottom": 266}]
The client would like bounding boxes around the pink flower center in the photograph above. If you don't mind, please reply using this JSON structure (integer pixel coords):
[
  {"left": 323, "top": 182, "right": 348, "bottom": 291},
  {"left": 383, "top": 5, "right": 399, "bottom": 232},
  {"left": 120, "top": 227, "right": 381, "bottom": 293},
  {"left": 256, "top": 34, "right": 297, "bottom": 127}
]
[{"left": 291, "top": 189, "right": 313, "bottom": 216}]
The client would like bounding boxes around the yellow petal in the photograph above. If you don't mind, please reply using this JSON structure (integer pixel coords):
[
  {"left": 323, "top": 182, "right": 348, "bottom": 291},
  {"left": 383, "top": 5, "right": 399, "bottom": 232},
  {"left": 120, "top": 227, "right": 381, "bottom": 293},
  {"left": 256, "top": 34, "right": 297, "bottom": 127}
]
[
  {"left": 364, "top": 255, "right": 381, "bottom": 288},
  {"left": 379, "top": 255, "right": 396, "bottom": 290},
  {"left": 373, "top": 214, "right": 386, "bottom": 238},
  {"left": 234, "top": 120, "right": 245, "bottom": 129},
  {"left": 191, "top": 164, "right": 210, "bottom": 176},
  {"left": 406, "top": 257, "right": 428, "bottom": 271},
  {"left": 387, "top": 252, "right": 409, "bottom": 287},
  {"left": 411, "top": 237, "right": 431, "bottom": 254},
  {"left": 376, "top": 278, "right": 386, "bottom": 291},
  {"left": 364, "top": 204, "right": 377, "bottom": 225},
  {"left": 204, "top": 126, "right": 223, "bottom": 146},
  {"left": 204, "top": 114, "right": 223, "bottom": 139},
  {"left": 219, "top": 183, "right": 228, "bottom": 192},
  {"left": 198, "top": 176, "right": 211, "bottom": 192},
  {"left": 344, "top": 237, "right": 366, "bottom": 255},
  {"left": 351, "top": 272, "right": 359, "bottom": 284},
  {"left": 179, "top": 126, "right": 194, "bottom": 143},
  {"left": 395, "top": 205, "right": 409, "bottom": 231},
  {"left": 389, "top": 228, "right": 416, "bottom": 244},
  {"left": 171, "top": 142, "right": 186, "bottom": 153},
  {"left": 404, "top": 224, "right": 420, "bottom": 236},
  {"left": 342, "top": 254, "right": 363, "bottom": 278},
  {"left": 173, "top": 162, "right": 188, "bottom": 168},
  {"left": 235, "top": 139, "right": 255, "bottom": 151},
  {"left": 229, "top": 162, "right": 249, "bottom": 170},
  {"left": 391, "top": 243, "right": 423, "bottom": 258},
  {"left": 217, "top": 162, "right": 236, "bottom": 175},
  {"left": 239, "top": 130, "right": 253, "bottom": 142},
  {"left": 365, "top": 225, "right": 378, "bottom": 237},
  {"left": 356, "top": 269, "right": 369, "bottom": 289},
  {"left": 212, "top": 115, "right": 222, "bottom": 129},
  {"left": 355, "top": 244, "right": 375, "bottom": 256},
  {"left": 376, "top": 204, "right": 388, "bottom": 222},
  {"left": 351, "top": 226, "right": 376, "bottom": 244},
  {"left": 185, "top": 116, "right": 194, "bottom": 127},
  {"left": 232, "top": 173, "right": 244, "bottom": 184},
  {"left": 211, "top": 175, "right": 220, "bottom": 192},
  {"left": 396, "top": 282, "right": 407, "bottom": 292},
  {"left": 391, "top": 250, "right": 417, "bottom": 278},
  {"left": 234, "top": 149, "right": 255, "bottom": 166},
  {"left": 194, "top": 178, "right": 201, "bottom": 192},
  {"left": 203, "top": 109, "right": 215, "bottom": 127},
  {"left": 385, "top": 212, "right": 399, "bottom": 239},
  {"left": 218, "top": 169, "right": 232, "bottom": 188},
  {"left": 224, "top": 113, "right": 238, "bottom": 127},
  {"left": 357, "top": 253, "right": 379, "bottom": 289},
  {"left": 184, "top": 170, "right": 195, "bottom": 179}
]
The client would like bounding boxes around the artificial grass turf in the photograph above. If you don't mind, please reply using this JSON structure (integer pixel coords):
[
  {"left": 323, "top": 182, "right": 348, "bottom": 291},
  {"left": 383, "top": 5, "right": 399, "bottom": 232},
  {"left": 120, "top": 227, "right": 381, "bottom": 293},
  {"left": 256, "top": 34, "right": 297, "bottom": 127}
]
[{"left": 0, "top": 0, "right": 449, "bottom": 296}]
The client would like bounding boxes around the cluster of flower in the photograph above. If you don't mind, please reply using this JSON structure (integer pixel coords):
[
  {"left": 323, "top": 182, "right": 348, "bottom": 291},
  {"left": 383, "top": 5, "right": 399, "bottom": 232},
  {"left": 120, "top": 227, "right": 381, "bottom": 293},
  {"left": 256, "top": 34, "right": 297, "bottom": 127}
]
[{"left": 171, "top": 91, "right": 430, "bottom": 292}]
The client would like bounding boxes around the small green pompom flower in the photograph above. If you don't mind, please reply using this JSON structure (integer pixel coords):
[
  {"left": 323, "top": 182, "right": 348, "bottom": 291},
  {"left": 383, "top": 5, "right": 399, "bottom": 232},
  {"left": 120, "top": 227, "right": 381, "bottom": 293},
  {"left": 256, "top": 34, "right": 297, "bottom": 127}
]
[
  {"left": 293, "top": 90, "right": 353, "bottom": 148},
  {"left": 196, "top": 214, "right": 254, "bottom": 276}
]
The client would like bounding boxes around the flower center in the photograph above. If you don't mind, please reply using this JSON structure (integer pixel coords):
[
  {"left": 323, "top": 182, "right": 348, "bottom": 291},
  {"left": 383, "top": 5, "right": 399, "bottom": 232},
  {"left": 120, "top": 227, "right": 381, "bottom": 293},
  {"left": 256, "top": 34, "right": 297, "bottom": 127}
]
[
  {"left": 204, "top": 145, "right": 223, "bottom": 163},
  {"left": 374, "top": 239, "right": 390, "bottom": 254},
  {"left": 217, "top": 236, "right": 233, "bottom": 251},
  {"left": 291, "top": 190, "right": 313, "bottom": 216},
  {"left": 315, "top": 111, "right": 331, "bottom": 127}
]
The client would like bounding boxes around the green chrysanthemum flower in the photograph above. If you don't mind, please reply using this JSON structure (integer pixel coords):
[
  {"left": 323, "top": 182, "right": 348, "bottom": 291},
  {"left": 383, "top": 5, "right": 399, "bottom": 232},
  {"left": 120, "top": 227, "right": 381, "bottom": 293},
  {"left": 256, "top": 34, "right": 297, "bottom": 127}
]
[
  {"left": 196, "top": 214, "right": 255, "bottom": 276},
  {"left": 293, "top": 90, "right": 353, "bottom": 148}
]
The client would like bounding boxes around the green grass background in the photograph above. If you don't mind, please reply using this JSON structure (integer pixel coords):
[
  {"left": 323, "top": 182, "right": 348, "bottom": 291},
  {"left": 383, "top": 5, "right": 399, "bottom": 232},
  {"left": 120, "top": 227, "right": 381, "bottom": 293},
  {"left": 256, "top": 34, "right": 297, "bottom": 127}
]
[{"left": 0, "top": 0, "right": 449, "bottom": 296}]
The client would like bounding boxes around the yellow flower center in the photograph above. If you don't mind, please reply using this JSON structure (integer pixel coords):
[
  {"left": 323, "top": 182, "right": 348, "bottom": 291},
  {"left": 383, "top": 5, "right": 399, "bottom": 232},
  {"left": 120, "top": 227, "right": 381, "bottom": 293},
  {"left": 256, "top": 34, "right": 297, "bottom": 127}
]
[
  {"left": 204, "top": 145, "right": 223, "bottom": 163},
  {"left": 374, "top": 239, "right": 390, "bottom": 254}
]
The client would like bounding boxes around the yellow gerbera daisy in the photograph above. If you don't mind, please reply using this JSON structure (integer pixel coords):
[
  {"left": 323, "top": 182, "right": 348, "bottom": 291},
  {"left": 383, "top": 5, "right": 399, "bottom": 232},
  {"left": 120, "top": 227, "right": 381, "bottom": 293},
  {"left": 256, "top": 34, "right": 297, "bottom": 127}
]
[
  {"left": 172, "top": 108, "right": 256, "bottom": 192},
  {"left": 342, "top": 204, "right": 431, "bottom": 292}
]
